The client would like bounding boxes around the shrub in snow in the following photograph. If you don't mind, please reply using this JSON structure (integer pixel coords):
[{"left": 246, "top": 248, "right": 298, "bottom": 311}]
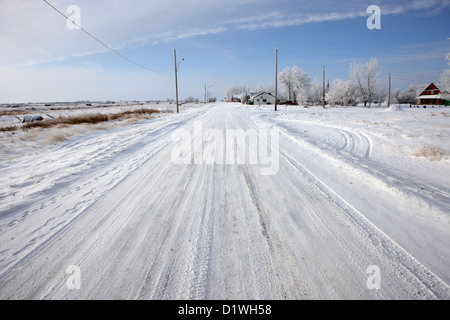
[{"left": 414, "top": 145, "right": 448, "bottom": 161}]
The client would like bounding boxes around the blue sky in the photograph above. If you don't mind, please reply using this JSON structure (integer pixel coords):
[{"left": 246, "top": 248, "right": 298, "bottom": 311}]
[{"left": 0, "top": 0, "right": 449, "bottom": 103}]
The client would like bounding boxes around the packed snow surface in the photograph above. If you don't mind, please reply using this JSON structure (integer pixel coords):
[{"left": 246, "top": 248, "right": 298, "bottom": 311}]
[{"left": 0, "top": 102, "right": 449, "bottom": 299}]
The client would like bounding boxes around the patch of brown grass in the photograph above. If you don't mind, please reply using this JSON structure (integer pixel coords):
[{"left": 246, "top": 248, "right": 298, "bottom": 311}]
[
  {"left": 22, "top": 109, "right": 160, "bottom": 130},
  {"left": 108, "top": 108, "right": 160, "bottom": 121},
  {"left": 23, "top": 113, "right": 109, "bottom": 130},
  {"left": 45, "top": 132, "right": 69, "bottom": 143},
  {"left": 1, "top": 108, "right": 161, "bottom": 133},
  {"left": 414, "top": 145, "right": 448, "bottom": 161},
  {"left": 0, "top": 126, "right": 18, "bottom": 132},
  {"left": 0, "top": 110, "right": 28, "bottom": 117},
  {"left": 430, "top": 112, "right": 450, "bottom": 117}
]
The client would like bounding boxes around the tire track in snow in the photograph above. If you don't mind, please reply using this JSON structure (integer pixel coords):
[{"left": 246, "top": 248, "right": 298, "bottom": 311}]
[
  {"left": 277, "top": 139, "right": 450, "bottom": 299},
  {"left": 134, "top": 166, "right": 201, "bottom": 300},
  {"left": 266, "top": 116, "right": 449, "bottom": 220},
  {"left": 0, "top": 107, "right": 213, "bottom": 291},
  {"left": 243, "top": 171, "right": 273, "bottom": 251},
  {"left": 1, "top": 103, "right": 448, "bottom": 299},
  {"left": 188, "top": 167, "right": 215, "bottom": 299},
  {"left": 249, "top": 110, "right": 449, "bottom": 298}
]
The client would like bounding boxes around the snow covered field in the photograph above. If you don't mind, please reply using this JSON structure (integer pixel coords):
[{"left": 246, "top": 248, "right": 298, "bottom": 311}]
[{"left": 0, "top": 102, "right": 449, "bottom": 300}]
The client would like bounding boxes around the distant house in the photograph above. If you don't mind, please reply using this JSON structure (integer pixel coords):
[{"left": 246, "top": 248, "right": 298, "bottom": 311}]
[
  {"left": 248, "top": 92, "right": 286, "bottom": 105},
  {"left": 417, "top": 83, "right": 450, "bottom": 105},
  {"left": 227, "top": 96, "right": 241, "bottom": 103}
]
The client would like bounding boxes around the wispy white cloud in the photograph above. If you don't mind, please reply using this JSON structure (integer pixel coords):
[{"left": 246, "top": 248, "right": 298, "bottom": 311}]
[
  {"left": 1, "top": 0, "right": 448, "bottom": 103},
  {"left": 11, "top": 49, "right": 110, "bottom": 68},
  {"left": 153, "top": 26, "right": 228, "bottom": 44},
  {"left": 382, "top": 0, "right": 450, "bottom": 14},
  {"left": 227, "top": 11, "right": 367, "bottom": 31},
  {"left": 2, "top": 0, "right": 448, "bottom": 68},
  {"left": 226, "top": 0, "right": 450, "bottom": 31}
]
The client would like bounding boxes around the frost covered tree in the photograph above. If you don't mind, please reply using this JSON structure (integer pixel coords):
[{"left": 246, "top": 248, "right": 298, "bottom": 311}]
[
  {"left": 279, "top": 66, "right": 311, "bottom": 103},
  {"left": 326, "top": 79, "right": 357, "bottom": 107},
  {"left": 263, "top": 83, "right": 276, "bottom": 95},
  {"left": 248, "top": 83, "right": 276, "bottom": 96},
  {"left": 397, "top": 85, "right": 417, "bottom": 104},
  {"left": 440, "top": 69, "right": 450, "bottom": 92},
  {"left": 225, "top": 85, "right": 247, "bottom": 101},
  {"left": 293, "top": 71, "right": 311, "bottom": 105},
  {"left": 416, "top": 84, "right": 428, "bottom": 96},
  {"left": 226, "top": 83, "right": 279, "bottom": 102},
  {"left": 184, "top": 96, "right": 192, "bottom": 103},
  {"left": 390, "top": 88, "right": 401, "bottom": 104},
  {"left": 279, "top": 66, "right": 296, "bottom": 102},
  {"left": 308, "top": 80, "right": 324, "bottom": 105},
  {"left": 326, "top": 79, "right": 344, "bottom": 107},
  {"left": 239, "top": 92, "right": 249, "bottom": 104},
  {"left": 350, "top": 58, "right": 382, "bottom": 107},
  {"left": 375, "top": 86, "right": 388, "bottom": 107},
  {"left": 441, "top": 51, "right": 450, "bottom": 91}
]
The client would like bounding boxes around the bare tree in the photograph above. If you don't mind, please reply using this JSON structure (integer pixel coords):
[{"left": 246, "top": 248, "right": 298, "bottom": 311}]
[{"left": 350, "top": 58, "right": 382, "bottom": 107}]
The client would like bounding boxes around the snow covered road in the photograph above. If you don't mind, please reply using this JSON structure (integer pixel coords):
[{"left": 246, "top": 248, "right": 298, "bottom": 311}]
[{"left": 0, "top": 102, "right": 449, "bottom": 299}]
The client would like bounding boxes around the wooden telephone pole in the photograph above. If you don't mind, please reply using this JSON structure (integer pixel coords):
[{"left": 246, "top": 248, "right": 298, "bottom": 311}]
[
  {"left": 323, "top": 65, "right": 326, "bottom": 108},
  {"left": 388, "top": 73, "right": 391, "bottom": 108},
  {"left": 275, "top": 49, "right": 278, "bottom": 112},
  {"left": 174, "top": 49, "right": 179, "bottom": 113}
]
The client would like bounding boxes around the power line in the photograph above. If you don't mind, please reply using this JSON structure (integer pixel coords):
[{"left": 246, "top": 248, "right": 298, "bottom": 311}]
[
  {"left": 391, "top": 77, "right": 437, "bottom": 83},
  {"left": 42, "top": 0, "right": 164, "bottom": 73}
]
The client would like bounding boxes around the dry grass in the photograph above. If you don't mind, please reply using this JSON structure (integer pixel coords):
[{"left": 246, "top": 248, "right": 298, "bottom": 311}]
[
  {"left": 108, "top": 108, "right": 160, "bottom": 121},
  {"left": 0, "top": 108, "right": 162, "bottom": 154},
  {"left": 0, "top": 108, "right": 160, "bottom": 132},
  {"left": 18, "top": 108, "right": 160, "bottom": 131},
  {"left": 23, "top": 114, "right": 108, "bottom": 130},
  {"left": 430, "top": 112, "right": 450, "bottom": 118},
  {"left": 414, "top": 145, "right": 448, "bottom": 161},
  {"left": 0, "top": 110, "right": 30, "bottom": 117},
  {"left": 45, "top": 132, "right": 70, "bottom": 143},
  {"left": 0, "top": 126, "right": 18, "bottom": 132}
]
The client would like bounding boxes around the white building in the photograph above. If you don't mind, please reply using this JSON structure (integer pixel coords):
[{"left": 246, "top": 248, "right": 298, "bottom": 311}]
[{"left": 249, "top": 92, "right": 276, "bottom": 105}]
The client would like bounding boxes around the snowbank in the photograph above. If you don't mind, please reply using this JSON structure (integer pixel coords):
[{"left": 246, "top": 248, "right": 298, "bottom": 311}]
[{"left": 383, "top": 104, "right": 405, "bottom": 112}]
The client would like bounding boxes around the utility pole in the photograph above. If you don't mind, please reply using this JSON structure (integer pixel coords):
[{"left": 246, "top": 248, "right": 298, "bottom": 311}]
[
  {"left": 323, "top": 65, "right": 326, "bottom": 108},
  {"left": 174, "top": 49, "right": 179, "bottom": 113},
  {"left": 205, "top": 84, "right": 213, "bottom": 104},
  {"left": 275, "top": 48, "right": 278, "bottom": 112},
  {"left": 388, "top": 72, "right": 391, "bottom": 108}
]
